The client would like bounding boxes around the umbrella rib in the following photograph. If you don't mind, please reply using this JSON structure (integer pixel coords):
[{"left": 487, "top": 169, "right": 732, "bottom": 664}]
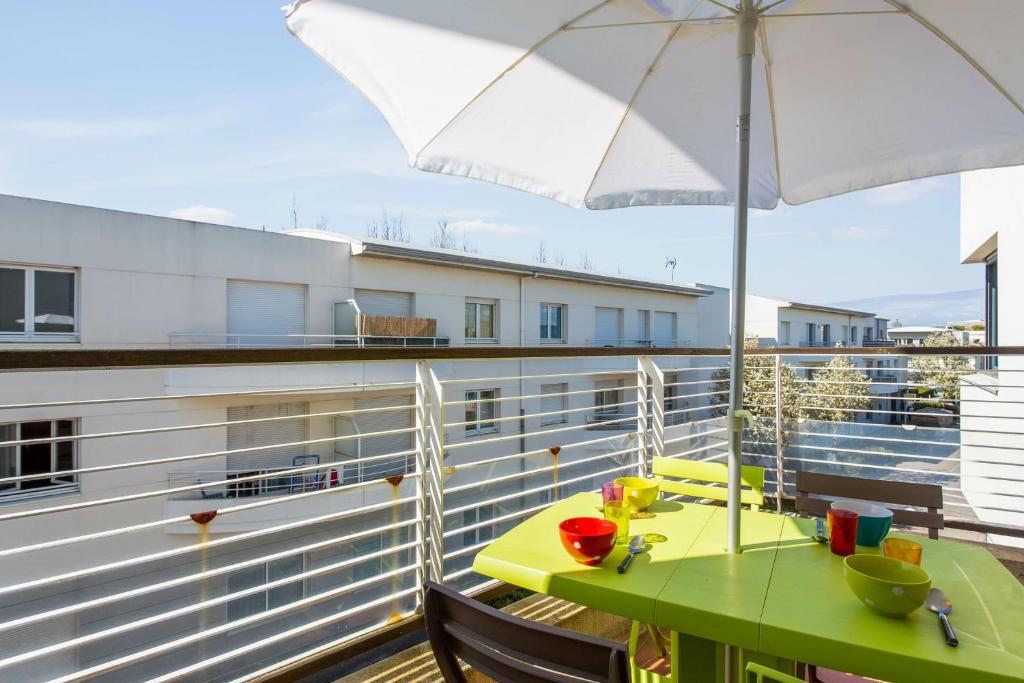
[
  {"left": 881, "top": 0, "right": 1024, "bottom": 116},
  {"left": 757, "top": 19, "right": 784, "bottom": 204},
  {"left": 581, "top": 24, "right": 683, "bottom": 207},
  {"left": 411, "top": 0, "right": 613, "bottom": 164}
]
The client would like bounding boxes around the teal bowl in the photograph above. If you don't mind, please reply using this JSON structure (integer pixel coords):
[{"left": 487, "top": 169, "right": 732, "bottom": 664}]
[{"left": 831, "top": 500, "right": 893, "bottom": 547}]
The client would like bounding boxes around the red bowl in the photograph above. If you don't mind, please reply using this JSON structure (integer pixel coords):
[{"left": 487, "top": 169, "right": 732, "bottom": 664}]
[{"left": 558, "top": 517, "right": 618, "bottom": 566}]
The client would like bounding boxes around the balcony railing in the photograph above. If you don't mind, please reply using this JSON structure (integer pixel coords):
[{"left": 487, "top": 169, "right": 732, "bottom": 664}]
[
  {"left": 586, "top": 338, "right": 691, "bottom": 348},
  {"left": 168, "top": 332, "right": 450, "bottom": 348},
  {"left": 0, "top": 346, "right": 1020, "bottom": 681}
]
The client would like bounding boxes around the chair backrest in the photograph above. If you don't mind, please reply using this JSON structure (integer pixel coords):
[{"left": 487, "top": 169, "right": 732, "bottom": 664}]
[
  {"left": 652, "top": 457, "right": 765, "bottom": 510},
  {"left": 795, "top": 471, "right": 943, "bottom": 539},
  {"left": 745, "top": 662, "right": 803, "bottom": 683},
  {"left": 423, "top": 581, "right": 630, "bottom": 683}
]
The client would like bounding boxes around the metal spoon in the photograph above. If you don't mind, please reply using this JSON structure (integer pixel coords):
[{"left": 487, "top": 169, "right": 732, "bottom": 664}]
[
  {"left": 926, "top": 588, "right": 959, "bottom": 647},
  {"left": 617, "top": 535, "right": 646, "bottom": 574},
  {"left": 811, "top": 517, "right": 828, "bottom": 544}
]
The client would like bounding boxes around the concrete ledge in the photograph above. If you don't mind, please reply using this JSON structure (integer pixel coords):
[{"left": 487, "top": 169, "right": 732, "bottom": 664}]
[{"left": 333, "top": 593, "right": 629, "bottom": 683}]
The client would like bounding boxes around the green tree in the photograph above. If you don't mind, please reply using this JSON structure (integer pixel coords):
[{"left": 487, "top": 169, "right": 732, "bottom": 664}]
[
  {"left": 910, "top": 331, "right": 971, "bottom": 403},
  {"left": 709, "top": 337, "right": 804, "bottom": 442},
  {"left": 805, "top": 356, "right": 872, "bottom": 422}
]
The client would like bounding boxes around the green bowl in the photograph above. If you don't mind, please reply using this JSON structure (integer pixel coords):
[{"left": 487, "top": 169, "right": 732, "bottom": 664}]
[
  {"left": 614, "top": 477, "right": 660, "bottom": 511},
  {"left": 844, "top": 554, "right": 931, "bottom": 618}
]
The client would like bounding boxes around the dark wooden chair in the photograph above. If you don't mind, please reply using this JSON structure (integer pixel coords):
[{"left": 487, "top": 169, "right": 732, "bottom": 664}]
[
  {"left": 423, "top": 581, "right": 630, "bottom": 683},
  {"left": 795, "top": 471, "right": 943, "bottom": 539},
  {"left": 795, "top": 471, "right": 942, "bottom": 683}
]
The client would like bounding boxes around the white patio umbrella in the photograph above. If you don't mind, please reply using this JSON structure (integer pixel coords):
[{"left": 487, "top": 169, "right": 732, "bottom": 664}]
[{"left": 285, "top": 0, "right": 1024, "bottom": 553}]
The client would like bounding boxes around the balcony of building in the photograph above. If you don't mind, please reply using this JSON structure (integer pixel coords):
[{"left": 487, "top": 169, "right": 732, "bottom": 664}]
[{"left": 0, "top": 346, "right": 1020, "bottom": 682}]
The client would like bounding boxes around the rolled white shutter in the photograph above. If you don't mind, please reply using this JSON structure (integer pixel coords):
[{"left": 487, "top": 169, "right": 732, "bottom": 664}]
[
  {"left": 653, "top": 312, "right": 675, "bottom": 346},
  {"left": 226, "top": 403, "right": 308, "bottom": 470},
  {"left": 354, "top": 289, "right": 413, "bottom": 317},
  {"left": 354, "top": 395, "right": 413, "bottom": 478},
  {"left": 594, "top": 307, "right": 621, "bottom": 344},
  {"left": 540, "top": 383, "right": 565, "bottom": 425},
  {"left": 226, "top": 280, "right": 306, "bottom": 344}
]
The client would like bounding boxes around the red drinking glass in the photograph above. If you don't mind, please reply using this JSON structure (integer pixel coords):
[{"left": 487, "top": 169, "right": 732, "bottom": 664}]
[{"left": 828, "top": 508, "right": 859, "bottom": 556}]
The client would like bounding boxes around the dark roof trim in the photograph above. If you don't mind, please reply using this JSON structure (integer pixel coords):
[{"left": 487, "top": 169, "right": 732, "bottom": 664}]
[
  {"left": 783, "top": 301, "right": 876, "bottom": 318},
  {"left": 352, "top": 240, "right": 712, "bottom": 297}
]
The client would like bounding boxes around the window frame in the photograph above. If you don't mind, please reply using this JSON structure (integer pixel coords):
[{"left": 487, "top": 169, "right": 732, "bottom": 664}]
[
  {"left": 464, "top": 389, "right": 499, "bottom": 435},
  {"left": 778, "top": 321, "right": 790, "bottom": 345},
  {"left": 464, "top": 299, "right": 498, "bottom": 342},
  {"left": 594, "top": 380, "right": 624, "bottom": 416},
  {"left": 0, "top": 264, "right": 79, "bottom": 343},
  {"left": 227, "top": 554, "right": 306, "bottom": 622},
  {"left": 539, "top": 303, "right": 566, "bottom": 343},
  {"left": 0, "top": 419, "right": 79, "bottom": 502}
]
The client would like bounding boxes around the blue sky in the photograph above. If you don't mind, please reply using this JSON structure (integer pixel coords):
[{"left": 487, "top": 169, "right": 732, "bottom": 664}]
[{"left": 0, "top": 1, "right": 981, "bottom": 303}]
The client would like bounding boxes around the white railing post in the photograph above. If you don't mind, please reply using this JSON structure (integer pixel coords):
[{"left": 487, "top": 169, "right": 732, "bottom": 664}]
[
  {"left": 774, "top": 353, "right": 785, "bottom": 513},
  {"left": 423, "top": 364, "right": 446, "bottom": 584},
  {"left": 638, "top": 356, "right": 665, "bottom": 477},
  {"left": 414, "top": 361, "right": 431, "bottom": 604}
]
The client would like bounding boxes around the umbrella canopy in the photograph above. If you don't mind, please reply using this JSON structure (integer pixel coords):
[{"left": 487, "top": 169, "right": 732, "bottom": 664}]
[
  {"left": 286, "top": 0, "right": 1024, "bottom": 554},
  {"left": 286, "top": 0, "right": 1024, "bottom": 209}
]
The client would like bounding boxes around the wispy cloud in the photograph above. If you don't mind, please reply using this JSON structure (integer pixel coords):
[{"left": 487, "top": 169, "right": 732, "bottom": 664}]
[
  {"left": 448, "top": 219, "right": 541, "bottom": 236},
  {"left": 169, "top": 205, "right": 237, "bottom": 224},
  {"left": 831, "top": 225, "right": 890, "bottom": 240},
  {"left": 1, "top": 109, "right": 233, "bottom": 140},
  {"left": 861, "top": 177, "right": 946, "bottom": 204}
]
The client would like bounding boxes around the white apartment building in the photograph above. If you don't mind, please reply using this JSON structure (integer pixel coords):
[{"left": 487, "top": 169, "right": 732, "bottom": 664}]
[
  {"left": 744, "top": 295, "right": 902, "bottom": 423},
  {"left": 0, "top": 194, "right": 729, "bottom": 679},
  {"left": 960, "top": 166, "right": 1022, "bottom": 547}
]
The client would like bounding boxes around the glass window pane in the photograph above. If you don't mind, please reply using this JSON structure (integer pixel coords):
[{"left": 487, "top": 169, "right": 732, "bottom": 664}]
[
  {"left": 55, "top": 441, "right": 74, "bottom": 482},
  {"left": 20, "top": 421, "right": 53, "bottom": 490},
  {"left": 479, "top": 304, "right": 493, "bottom": 338},
  {"left": 550, "top": 306, "right": 562, "bottom": 339},
  {"left": 464, "top": 303, "right": 476, "bottom": 338},
  {"left": 34, "top": 271, "right": 75, "bottom": 332},
  {"left": 539, "top": 305, "right": 549, "bottom": 339},
  {"left": 0, "top": 268, "right": 25, "bottom": 333},
  {"left": 267, "top": 555, "right": 304, "bottom": 609},
  {"left": 227, "top": 565, "right": 267, "bottom": 620},
  {"left": 0, "top": 424, "right": 15, "bottom": 491}
]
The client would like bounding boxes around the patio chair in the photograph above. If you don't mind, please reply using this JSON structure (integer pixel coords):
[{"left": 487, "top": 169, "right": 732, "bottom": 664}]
[
  {"left": 794, "top": 471, "right": 943, "bottom": 539},
  {"left": 629, "top": 459, "right": 767, "bottom": 682},
  {"left": 652, "top": 457, "right": 766, "bottom": 511},
  {"left": 745, "top": 662, "right": 803, "bottom": 683},
  {"left": 422, "top": 581, "right": 630, "bottom": 683}
]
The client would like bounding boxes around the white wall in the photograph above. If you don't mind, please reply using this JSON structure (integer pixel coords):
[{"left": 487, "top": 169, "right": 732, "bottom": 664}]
[
  {"left": 0, "top": 195, "right": 354, "bottom": 348},
  {"left": 959, "top": 168, "right": 1024, "bottom": 547}
]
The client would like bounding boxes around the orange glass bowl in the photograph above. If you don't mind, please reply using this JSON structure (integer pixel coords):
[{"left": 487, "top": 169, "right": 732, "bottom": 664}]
[{"left": 558, "top": 517, "right": 618, "bottom": 566}]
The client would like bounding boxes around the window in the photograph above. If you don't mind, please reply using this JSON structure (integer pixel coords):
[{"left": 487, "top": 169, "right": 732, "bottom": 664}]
[
  {"left": 864, "top": 327, "right": 873, "bottom": 342},
  {"left": 985, "top": 252, "right": 997, "bottom": 370},
  {"left": 841, "top": 325, "right": 848, "bottom": 345},
  {"left": 0, "top": 420, "right": 77, "bottom": 499},
  {"left": 539, "top": 303, "right": 565, "bottom": 342},
  {"left": 465, "top": 389, "right": 498, "bottom": 435},
  {"left": 227, "top": 555, "right": 305, "bottom": 621},
  {"left": 540, "top": 383, "right": 568, "bottom": 426},
  {"left": 778, "top": 321, "right": 790, "bottom": 345},
  {"left": 806, "top": 323, "right": 816, "bottom": 345},
  {"left": 821, "top": 324, "right": 831, "bottom": 345},
  {"left": 595, "top": 380, "right": 623, "bottom": 416},
  {"left": 462, "top": 503, "right": 495, "bottom": 548},
  {"left": 636, "top": 310, "right": 650, "bottom": 344},
  {"left": 465, "top": 300, "right": 497, "bottom": 341},
  {"left": 0, "top": 265, "right": 77, "bottom": 341},
  {"left": 851, "top": 326, "right": 858, "bottom": 345}
]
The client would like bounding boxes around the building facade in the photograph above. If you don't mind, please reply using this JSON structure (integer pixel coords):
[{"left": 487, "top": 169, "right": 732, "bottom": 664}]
[{"left": 0, "top": 194, "right": 730, "bottom": 679}]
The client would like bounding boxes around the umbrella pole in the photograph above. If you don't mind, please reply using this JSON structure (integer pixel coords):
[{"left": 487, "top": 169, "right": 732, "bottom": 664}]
[{"left": 727, "top": 2, "right": 758, "bottom": 556}]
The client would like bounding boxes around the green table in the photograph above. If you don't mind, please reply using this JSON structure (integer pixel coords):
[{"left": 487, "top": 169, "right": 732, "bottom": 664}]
[
  {"left": 762, "top": 516, "right": 1024, "bottom": 683},
  {"left": 472, "top": 492, "right": 1024, "bottom": 683}
]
